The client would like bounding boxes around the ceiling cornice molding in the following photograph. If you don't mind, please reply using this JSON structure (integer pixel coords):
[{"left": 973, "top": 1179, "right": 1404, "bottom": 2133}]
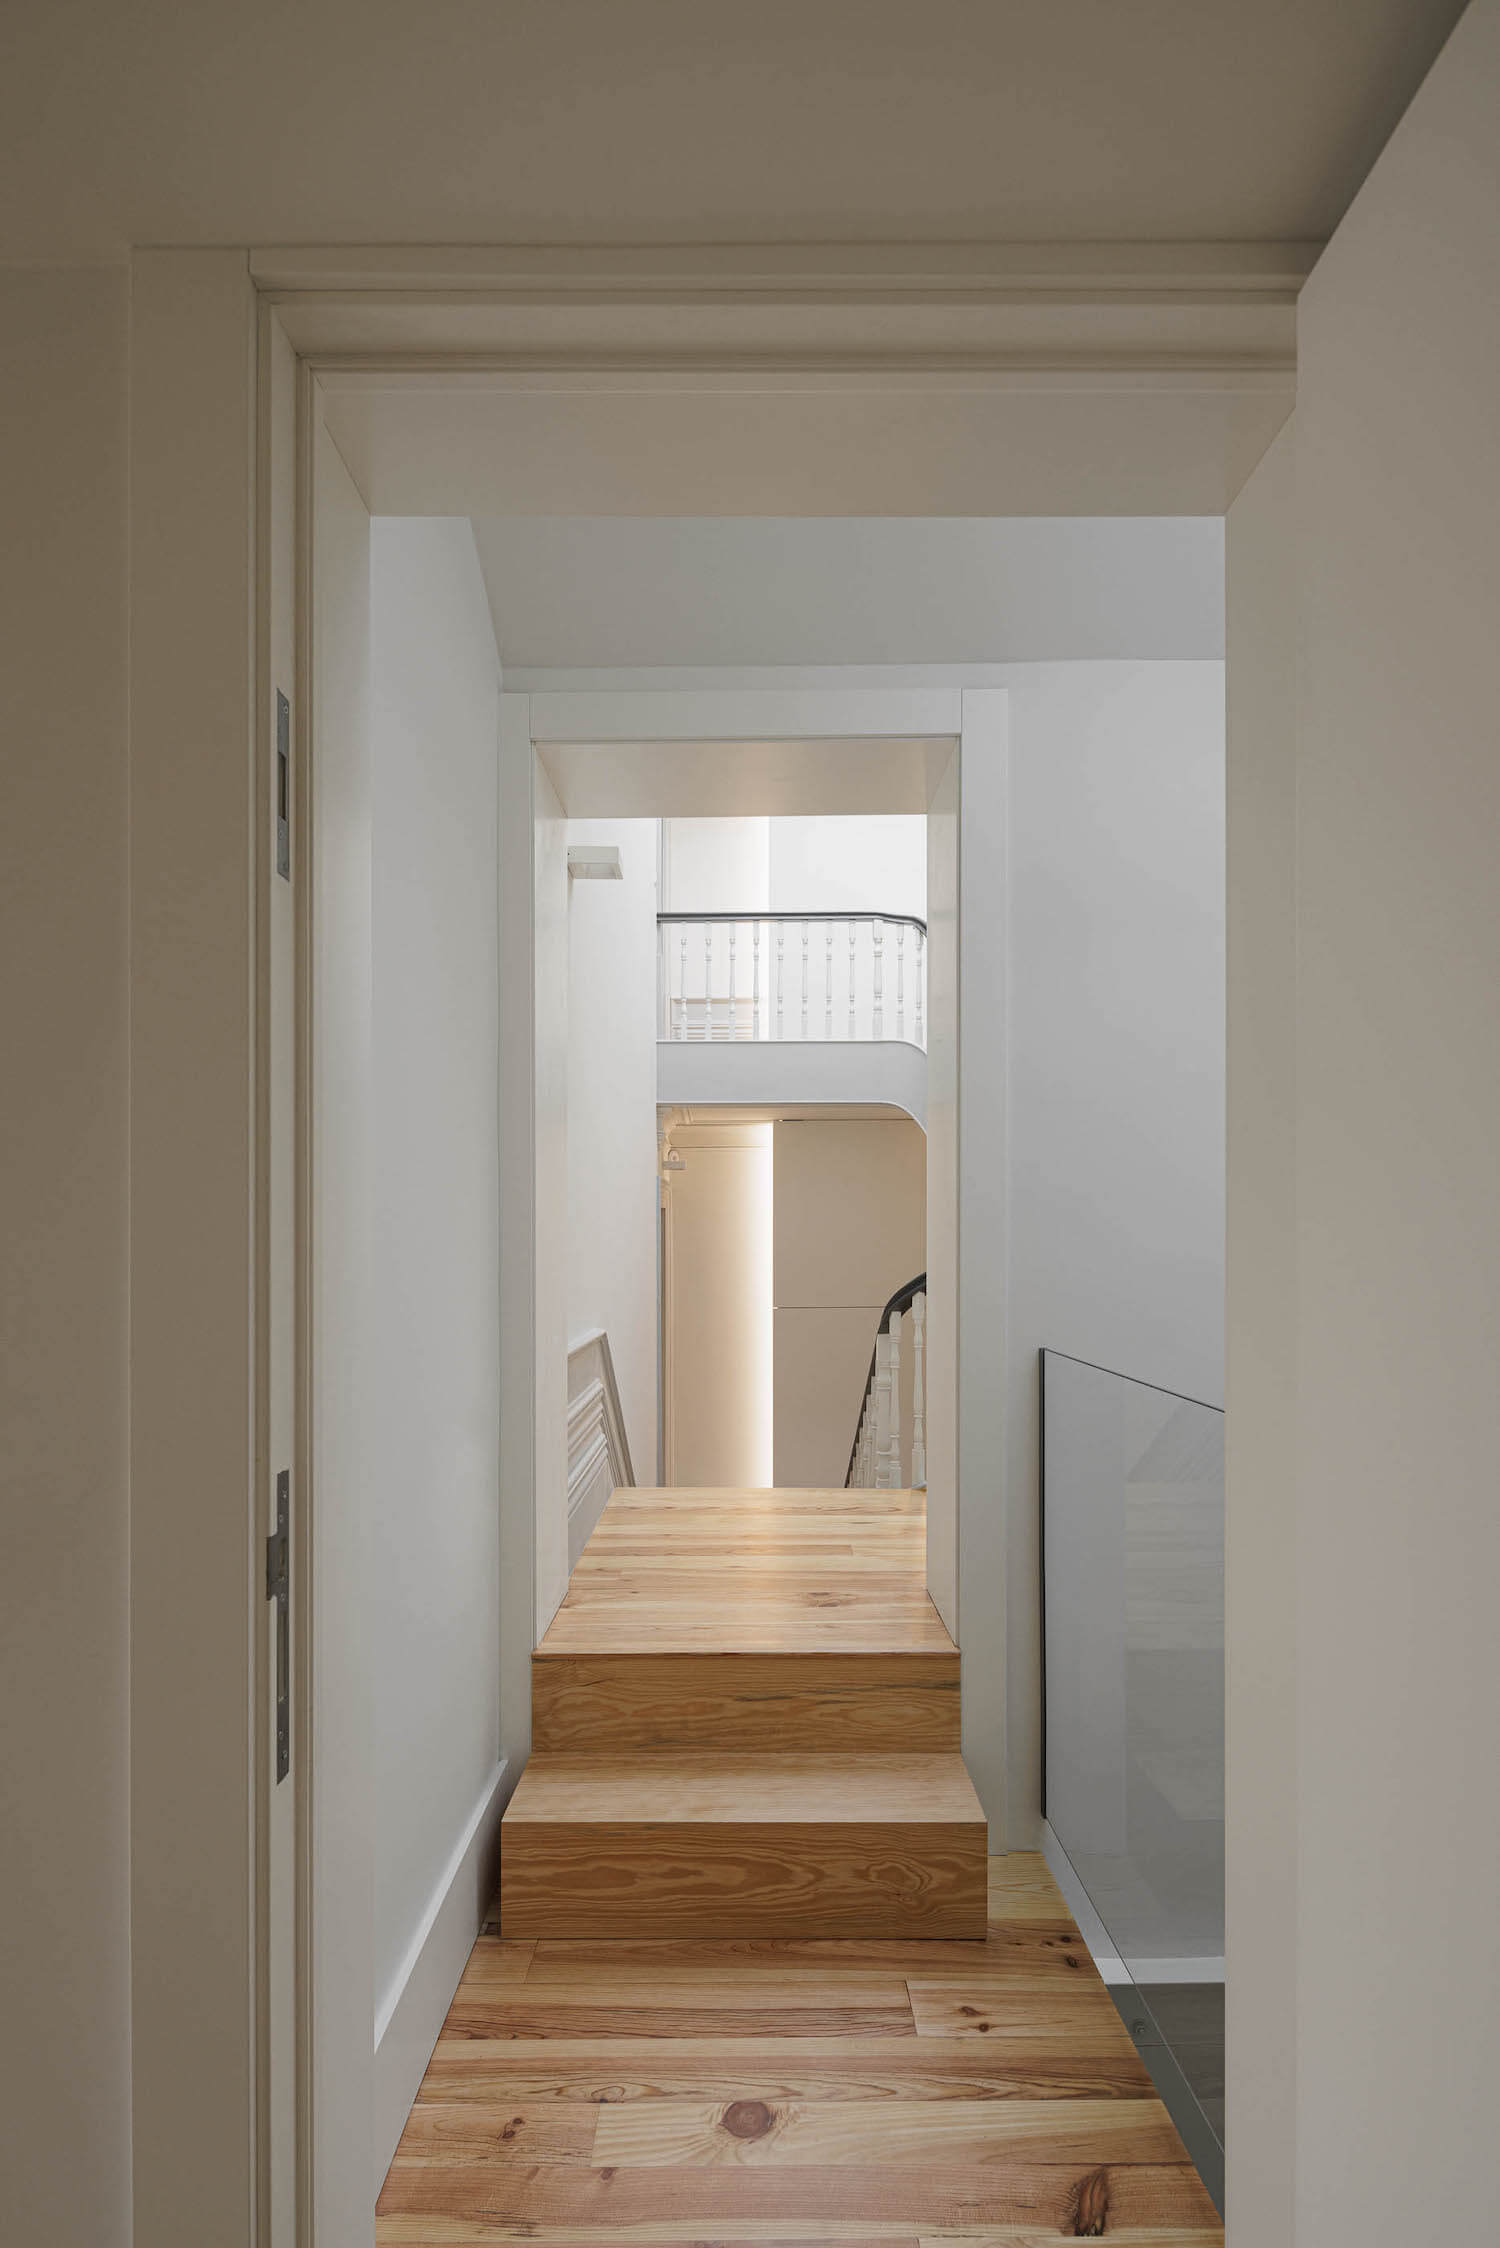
[{"left": 256, "top": 241, "right": 1310, "bottom": 376}]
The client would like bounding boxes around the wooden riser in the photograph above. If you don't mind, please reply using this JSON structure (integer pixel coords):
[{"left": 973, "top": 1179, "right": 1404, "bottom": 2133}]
[
  {"left": 532, "top": 1649, "right": 961, "bottom": 1754},
  {"left": 501, "top": 1750, "right": 988, "bottom": 1941},
  {"left": 502, "top": 1821, "right": 988, "bottom": 1940}
]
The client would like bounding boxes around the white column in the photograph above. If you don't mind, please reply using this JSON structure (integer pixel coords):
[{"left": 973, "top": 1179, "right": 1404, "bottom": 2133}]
[
  {"left": 752, "top": 918, "right": 762, "bottom": 1041},
  {"left": 911, "top": 1290, "right": 927, "bottom": 1488},
  {"left": 775, "top": 920, "right": 785, "bottom": 1040},
  {"left": 703, "top": 923, "right": 713, "bottom": 1042},
  {"left": 677, "top": 926, "right": 687, "bottom": 1040},
  {"left": 896, "top": 923, "right": 906, "bottom": 1042},
  {"left": 847, "top": 920, "right": 857, "bottom": 1040},
  {"left": 727, "top": 922, "right": 737, "bottom": 1040},
  {"left": 914, "top": 926, "right": 925, "bottom": 1049},
  {"left": 800, "top": 919, "right": 810, "bottom": 1041},
  {"left": 873, "top": 920, "right": 885, "bottom": 1040},
  {"left": 824, "top": 924, "right": 834, "bottom": 1040}
]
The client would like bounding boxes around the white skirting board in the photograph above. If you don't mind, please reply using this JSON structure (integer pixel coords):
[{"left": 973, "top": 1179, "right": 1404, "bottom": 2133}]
[{"left": 372, "top": 1758, "right": 510, "bottom": 2193}]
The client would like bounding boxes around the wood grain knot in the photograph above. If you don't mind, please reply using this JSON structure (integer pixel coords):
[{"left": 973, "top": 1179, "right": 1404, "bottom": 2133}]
[
  {"left": 721, "top": 2098, "right": 775, "bottom": 2141},
  {"left": 1069, "top": 2163, "right": 1111, "bottom": 2236}
]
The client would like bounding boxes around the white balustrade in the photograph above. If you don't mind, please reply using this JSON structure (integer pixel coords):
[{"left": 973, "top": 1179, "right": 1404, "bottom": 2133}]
[{"left": 659, "top": 914, "right": 926, "bottom": 1050}]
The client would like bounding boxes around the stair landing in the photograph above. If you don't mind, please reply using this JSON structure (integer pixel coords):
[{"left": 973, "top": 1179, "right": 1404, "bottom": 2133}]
[{"left": 501, "top": 1486, "right": 987, "bottom": 1940}]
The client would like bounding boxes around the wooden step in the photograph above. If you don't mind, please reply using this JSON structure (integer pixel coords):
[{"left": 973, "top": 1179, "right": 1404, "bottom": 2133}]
[
  {"left": 500, "top": 1751, "right": 988, "bottom": 1940},
  {"left": 532, "top": 1648, "right": 961, "bottom": 1754}
]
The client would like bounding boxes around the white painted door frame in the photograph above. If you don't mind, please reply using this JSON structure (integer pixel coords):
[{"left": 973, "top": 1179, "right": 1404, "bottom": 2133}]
[
  {"left": 126, "top": 244, "right": 1291, "bottom": 2244},
  {"left": 508, "top": 684, "right": 1007, "bottom": 1826}
]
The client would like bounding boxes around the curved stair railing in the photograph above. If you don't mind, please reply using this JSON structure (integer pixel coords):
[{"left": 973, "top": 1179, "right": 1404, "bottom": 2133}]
[{"left": 846, "top": 1272, "right": 927, "bottom": 1490}]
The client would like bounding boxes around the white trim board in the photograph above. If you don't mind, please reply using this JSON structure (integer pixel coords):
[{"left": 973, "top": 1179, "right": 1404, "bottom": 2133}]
[{"left": 372, "top": 1758, "right": 509, "bottom": 2194}]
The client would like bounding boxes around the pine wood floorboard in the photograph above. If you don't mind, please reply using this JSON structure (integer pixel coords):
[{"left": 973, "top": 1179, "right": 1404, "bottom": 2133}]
[
  {"left": 380, "top": 1857, "right": 1222, "bottom": 2242},
  {"left": 376, "top": 2155, "right": 1217, "bottom": 2230},
  {"left": 415, "top": 2036, "right": 1157, "bottom": 2105}
]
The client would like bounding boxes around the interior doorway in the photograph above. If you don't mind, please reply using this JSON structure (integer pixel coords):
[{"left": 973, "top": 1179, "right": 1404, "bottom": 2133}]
[{"left": 136, "top": 253, "right": 1276, "bottom": 2240}]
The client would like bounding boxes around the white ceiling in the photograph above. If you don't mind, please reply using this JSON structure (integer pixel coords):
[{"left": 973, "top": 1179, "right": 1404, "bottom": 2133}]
[
  {"left": 1, "top": 0, "right": 1466, "bottom": 255},
  {"left": 473, "top": 517, "right": 1224, "bottom": 671}
]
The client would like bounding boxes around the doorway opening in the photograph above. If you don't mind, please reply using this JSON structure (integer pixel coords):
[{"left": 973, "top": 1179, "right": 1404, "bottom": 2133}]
[{"left": 199, "top": 255, "right": 1261, "bottom": 2237}]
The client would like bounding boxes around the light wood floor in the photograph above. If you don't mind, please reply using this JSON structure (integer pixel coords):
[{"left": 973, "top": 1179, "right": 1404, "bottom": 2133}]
[{"left": 378, "top": 1852, "right": 1223, "bottom": 2241}]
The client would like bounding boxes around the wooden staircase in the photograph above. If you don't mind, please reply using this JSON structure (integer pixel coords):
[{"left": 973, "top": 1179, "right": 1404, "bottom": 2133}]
[{"left": 500, "top": 1485, "right": 987, "bottom": 1939}]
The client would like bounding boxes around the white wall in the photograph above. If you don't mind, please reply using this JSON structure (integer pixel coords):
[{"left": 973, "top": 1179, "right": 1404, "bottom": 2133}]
[
  {"left": 566, "top": 817, "right": 661, "bottom": 1480},
  {"left": 1274, "top": 8, "right": 1500, "bottom": 2239},
  {"left": 0, "top": 265, "right": 131, "bottom": 2248},
  {"left": 662, "top": 816, "right": 769, "bottom": 911},
  {"left": 1003, "top": 662, "right": 1226, "bottom": 1843},
  {"left": 368, "top": 519, "right": 503, "bottom": 2164},
  {"left": 664, "top": 814, "right": 927, "bottom": 919},
  {"left": 769, "top": 815, "right": 927, "bottom": 919}
]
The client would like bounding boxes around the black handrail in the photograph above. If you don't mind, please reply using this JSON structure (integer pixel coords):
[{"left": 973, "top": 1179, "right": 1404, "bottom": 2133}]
[
  {"left": 659, "top": 909, "right": 927, "bottom": 935},
  {"left": 845, "top": 1270, "right": 927, "bottom": 1487}
]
